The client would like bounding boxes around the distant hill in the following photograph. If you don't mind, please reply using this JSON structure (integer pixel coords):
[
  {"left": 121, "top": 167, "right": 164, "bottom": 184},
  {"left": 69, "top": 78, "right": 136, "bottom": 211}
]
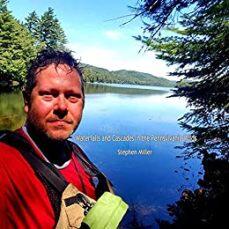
[{"left": 81, "top": 64, "right": 176, "bottom": 88}]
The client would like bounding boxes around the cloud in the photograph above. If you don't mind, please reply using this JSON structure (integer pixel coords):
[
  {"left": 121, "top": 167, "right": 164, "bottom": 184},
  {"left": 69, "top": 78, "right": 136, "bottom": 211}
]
[
  {"left": 67, "top": 43, "right": 177, "bottom": 80},
  {"left": 104, "top": 30, "right": 123, "bottom": 40},
  {"left": 68, "top": 43, "right": 118, "bottom": 67}
]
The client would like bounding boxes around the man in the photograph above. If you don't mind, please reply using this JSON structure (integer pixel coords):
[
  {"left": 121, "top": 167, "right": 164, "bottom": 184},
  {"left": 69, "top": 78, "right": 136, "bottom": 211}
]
[{"left": 0, "top": 49, "right": 113, "bottom": 228}]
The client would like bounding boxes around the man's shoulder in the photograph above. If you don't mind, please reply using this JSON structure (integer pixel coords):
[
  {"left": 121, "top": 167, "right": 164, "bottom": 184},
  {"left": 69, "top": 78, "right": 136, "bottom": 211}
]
[
  {"left": 0, "top": 129, "right": 25, "bottom": 161},
  {"left": 0, "top": 140, "right": 27, "bottom": 176},
  {"left": 0, "top": 140, "right": 20, "bottom": 155}
]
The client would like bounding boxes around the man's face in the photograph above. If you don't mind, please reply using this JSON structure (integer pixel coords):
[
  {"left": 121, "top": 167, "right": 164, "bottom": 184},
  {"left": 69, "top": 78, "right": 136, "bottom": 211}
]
[{"left": 24, "top": 63, "right": 84, "bottom": 141}]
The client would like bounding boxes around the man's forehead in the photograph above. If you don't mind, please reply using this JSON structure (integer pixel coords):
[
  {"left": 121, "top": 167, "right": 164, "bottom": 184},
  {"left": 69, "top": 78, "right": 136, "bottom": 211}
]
[{"left": 35, "top": 63, "right": 74, "bottom": 75}]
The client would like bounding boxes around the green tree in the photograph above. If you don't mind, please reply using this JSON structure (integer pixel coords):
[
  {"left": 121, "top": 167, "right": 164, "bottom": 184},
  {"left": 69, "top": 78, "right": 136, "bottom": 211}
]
[
  {"left": 24, "top": 11, "right": 40, "bottom": 43},
  {"left": 134, "top": 0, "right": 229, "bottom": 158},
  {"left": 0, "top": 0, "right": 37, "bottom": 88},
  {"left": 25, "top": 7, "right": 67, "bottom": 50},
  {"left": 132, "top": 1, "right": 229, "bottom": 227}
]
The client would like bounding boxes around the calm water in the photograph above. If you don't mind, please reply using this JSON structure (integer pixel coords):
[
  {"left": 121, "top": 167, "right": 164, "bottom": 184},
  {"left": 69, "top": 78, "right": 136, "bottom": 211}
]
[{"left": 0, "top": 83, "right": 202, "bottom": 228}]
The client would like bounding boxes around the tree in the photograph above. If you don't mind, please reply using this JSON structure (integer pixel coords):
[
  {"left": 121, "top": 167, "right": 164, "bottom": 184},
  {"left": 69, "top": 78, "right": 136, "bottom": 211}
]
[
  {"left": 133, "top": 0, "right": 229, "bottom": 159},
  {"left": 0, "top": 0, "right": 37, "bottom": 88},
  {"left": 25, "top": 7, "right": 67, "bottom": 50},
  {"left": 132, "top": 1, "right": 229, "bottom": 227},
  {"left": 24, "top": 11, "right": 40, "bottom": 43}
]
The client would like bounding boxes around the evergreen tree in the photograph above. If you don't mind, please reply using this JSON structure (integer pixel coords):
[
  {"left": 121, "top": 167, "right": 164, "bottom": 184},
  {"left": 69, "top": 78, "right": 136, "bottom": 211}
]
[
  {"left": 24, "top": 11, "right": 40, "bottom": 43},
  {"left": 132, "top": 1, "right": 229, "bottom": 227},
  {"left": 25, "top": 7, "right": 67, "bottom": 50},
  {"left": 133, "top": 0, "right": 229, "bottom": 159},
  {"left": 0, "top": 0, "right": 37, "bottom": 88}
]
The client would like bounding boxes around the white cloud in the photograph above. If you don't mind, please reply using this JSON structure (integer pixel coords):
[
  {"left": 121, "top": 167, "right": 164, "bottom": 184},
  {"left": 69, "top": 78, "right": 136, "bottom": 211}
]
[
  {"left": 67, "top": 43, "right": 178, "bottom": 81},
  {"left": 104, "top": 30, "right": 123, "bottom": 40},
  {"left": 68, "top": 43, "right": 118, "bottom": 67}
]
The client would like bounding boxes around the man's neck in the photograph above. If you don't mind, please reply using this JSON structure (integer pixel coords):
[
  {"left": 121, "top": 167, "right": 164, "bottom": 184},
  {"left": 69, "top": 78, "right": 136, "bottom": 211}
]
[{"left": 25, "top": 124, "right": 71, "bottom": 166}]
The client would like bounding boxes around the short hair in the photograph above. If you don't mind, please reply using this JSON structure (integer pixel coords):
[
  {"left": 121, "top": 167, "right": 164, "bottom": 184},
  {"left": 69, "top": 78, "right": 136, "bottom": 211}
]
[{"left": 24, "top": 48, "right": 84, "bottom": 103}]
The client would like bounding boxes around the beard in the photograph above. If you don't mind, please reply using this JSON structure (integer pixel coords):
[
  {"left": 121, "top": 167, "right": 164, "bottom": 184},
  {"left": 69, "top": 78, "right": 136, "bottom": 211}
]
[
  {"left": 26, "top": 113, "right": 75, "bottom": 165},
  {"left": 26, "top": 109, "right": 78, "bottom": 142}
]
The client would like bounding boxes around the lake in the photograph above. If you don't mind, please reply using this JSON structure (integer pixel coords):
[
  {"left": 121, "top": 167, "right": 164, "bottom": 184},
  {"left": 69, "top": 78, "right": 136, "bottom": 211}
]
[{"left": 0, "top": 83, "right": 202, "bottom": 228}]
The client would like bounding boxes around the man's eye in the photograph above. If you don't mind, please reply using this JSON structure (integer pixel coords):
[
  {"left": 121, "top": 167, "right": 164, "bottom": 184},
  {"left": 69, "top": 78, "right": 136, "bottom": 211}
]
[
  {"left": 43, "top": 94, "right": 54, "bottom": 101},
  {"left": 67, "top": 95, "right": 79, "bottom": 102}
]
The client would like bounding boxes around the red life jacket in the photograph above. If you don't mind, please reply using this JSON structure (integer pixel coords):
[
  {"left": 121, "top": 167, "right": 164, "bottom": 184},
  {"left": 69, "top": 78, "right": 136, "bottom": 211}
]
[{"left": 0, "top": 130, "right": 113, "bottom": 228}]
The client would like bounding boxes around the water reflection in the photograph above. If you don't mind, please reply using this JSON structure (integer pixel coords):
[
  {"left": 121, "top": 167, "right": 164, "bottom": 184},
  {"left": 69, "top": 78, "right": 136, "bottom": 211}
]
[
  {"left": 156, "top": 153, "right": 229, "bottom": 229},
  {"left": 85, "top": 83, "right": 169, "bottom": 95}
]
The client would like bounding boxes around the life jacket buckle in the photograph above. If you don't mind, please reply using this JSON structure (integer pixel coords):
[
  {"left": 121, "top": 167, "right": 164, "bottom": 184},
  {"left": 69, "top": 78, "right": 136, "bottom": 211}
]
[{"left": 64, "top": 193, "right": 95, "bottom": 215}]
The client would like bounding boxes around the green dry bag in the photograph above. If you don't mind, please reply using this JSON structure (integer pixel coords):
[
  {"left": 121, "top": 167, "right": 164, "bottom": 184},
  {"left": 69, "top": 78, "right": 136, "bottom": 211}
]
[{"left": 83, "top": 192, "right": 128, "bottom": 229}]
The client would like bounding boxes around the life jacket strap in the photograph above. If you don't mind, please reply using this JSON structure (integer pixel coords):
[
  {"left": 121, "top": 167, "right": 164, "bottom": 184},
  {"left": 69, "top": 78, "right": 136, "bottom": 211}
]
[{"left": 0, "top": 130, "right": 68, "bottom": 193}]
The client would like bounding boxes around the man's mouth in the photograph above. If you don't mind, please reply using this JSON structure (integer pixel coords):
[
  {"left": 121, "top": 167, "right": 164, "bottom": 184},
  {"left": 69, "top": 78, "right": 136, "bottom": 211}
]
[
  {"left": 49, "top": 120, "right": 69, "bottom": 125},
  {"left": 47, "top": 118, "right": 73, "bottom": 125}
]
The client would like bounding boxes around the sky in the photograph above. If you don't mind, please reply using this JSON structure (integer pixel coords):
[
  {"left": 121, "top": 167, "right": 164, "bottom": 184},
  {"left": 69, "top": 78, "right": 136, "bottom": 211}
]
[{"left": 8, "top": 0, "right": 176, "bottom": 80}]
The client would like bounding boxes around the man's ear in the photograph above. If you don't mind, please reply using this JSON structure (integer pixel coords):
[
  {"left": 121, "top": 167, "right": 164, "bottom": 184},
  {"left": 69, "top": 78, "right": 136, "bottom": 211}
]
[
  {"left": 24, "top": 101, "right": 29, "bottom": 113},
  {"left": 22, "top": 90, "right": 29, "bottom": 113}
]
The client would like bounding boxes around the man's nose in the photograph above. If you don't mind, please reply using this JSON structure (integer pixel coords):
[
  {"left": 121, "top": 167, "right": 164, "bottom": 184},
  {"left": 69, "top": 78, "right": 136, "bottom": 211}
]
[{"left": 53, "top": 96, "right": 68, "bottom": 118}]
